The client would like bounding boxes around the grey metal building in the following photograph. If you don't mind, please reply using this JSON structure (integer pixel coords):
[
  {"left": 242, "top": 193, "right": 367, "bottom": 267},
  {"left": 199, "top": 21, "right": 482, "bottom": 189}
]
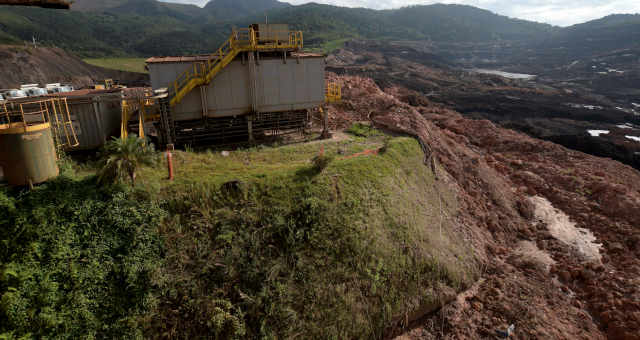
[
  {"left": 144, "top": 24, "right": 327, "bottom": 145},
  {"left": 146, "top": 53, "right": 325, "bottom": 121}
]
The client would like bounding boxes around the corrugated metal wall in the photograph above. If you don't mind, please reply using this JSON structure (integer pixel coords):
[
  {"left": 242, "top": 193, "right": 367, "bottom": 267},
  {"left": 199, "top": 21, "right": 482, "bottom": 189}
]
[
  {"left": 148, "top": 55, "right": 325, "bottom": 122},
  {"left": 65, "top": 94, "right": 122, "bottom": 151}
]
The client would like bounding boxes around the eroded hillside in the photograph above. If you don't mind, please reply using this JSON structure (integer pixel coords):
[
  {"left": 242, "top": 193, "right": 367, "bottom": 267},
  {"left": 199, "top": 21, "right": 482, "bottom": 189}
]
[
  {"left": 0, "top": 45, "right": 148, "bottom": 88},
  {"left": 327, "top": 74, "right": 640, "bottom": 339}
]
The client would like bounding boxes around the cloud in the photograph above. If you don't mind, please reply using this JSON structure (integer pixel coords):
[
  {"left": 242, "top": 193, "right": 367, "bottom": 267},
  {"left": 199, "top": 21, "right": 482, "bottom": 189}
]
[{"left": 159, "top": 0, "right": 640, "bottom": 26}]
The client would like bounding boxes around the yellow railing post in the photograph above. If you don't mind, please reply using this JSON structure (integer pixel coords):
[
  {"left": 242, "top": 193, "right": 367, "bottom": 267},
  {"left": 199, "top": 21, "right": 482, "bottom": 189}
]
[{"left": 63, "top": 98, "right": 79, "bottom": 147}]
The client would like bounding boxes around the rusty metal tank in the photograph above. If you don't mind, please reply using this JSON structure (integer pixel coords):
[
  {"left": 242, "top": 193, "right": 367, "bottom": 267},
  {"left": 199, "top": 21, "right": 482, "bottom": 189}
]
[{"left": 0, "top": 122, "right": 59, "bottom": 186}]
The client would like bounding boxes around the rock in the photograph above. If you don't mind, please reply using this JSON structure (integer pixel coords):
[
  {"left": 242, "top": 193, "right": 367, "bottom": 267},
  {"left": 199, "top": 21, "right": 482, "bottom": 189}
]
[
  {"left": 608, "top": 242, "right": 625, "bottom": 253},
  {"left": 580, "top": 268, "right": 596, "bottom": 281},
  {"left": 558, "top": 270, "right": 571, "bottom": 282},
  {"left": 516, "top": 199, "right": 535, "bottom": 220},
  {"left": 600, "top": 310, "right": 613, "bottom": 325},
  {"left": 627, "top": 234, "right": 640, "bottom": 250}
]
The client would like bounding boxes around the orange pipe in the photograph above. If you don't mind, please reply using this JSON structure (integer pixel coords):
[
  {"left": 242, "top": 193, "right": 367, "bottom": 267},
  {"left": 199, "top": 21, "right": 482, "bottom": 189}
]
[{"left": 166, "top": 150, "right": 174, "bottom": 180}]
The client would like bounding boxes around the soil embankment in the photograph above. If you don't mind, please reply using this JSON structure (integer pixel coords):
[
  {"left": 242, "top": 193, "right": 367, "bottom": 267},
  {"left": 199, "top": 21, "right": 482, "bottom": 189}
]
[
  {"left": 0, "top": 45, "right": 148, "bottom": 89},
  {"left": 327, "top": 74, "right": 640, "bottom": 339}
]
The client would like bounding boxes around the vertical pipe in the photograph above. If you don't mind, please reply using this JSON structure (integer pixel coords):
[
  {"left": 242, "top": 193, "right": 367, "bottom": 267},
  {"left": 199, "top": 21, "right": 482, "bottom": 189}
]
[
  {"left": 19, "top": 103, "right": 26, "bottom": 132},
  {"left": 93, "top": 97, "right": 106, "bottom": 144},
  {"left": 199, "top": 85, "right": 208, "bottom": 119},
  {"left": 166, "top": 145, "right": 174, "bottom": 181},
  {"left": 248, "top": 115, "right": 254, "bottom": 143},
  {"left": 321, "top": 107, "right": 330, "bottom": 139},
  {"left": 248, "top": 52, "right": 258, "bottom": 113}
]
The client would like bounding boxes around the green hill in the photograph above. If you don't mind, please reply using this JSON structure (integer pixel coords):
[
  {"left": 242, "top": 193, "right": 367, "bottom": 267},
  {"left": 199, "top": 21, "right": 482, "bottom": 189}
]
[
  {"left": 3, "top": 1, "right": 636, "bottom": 62},
  {"left": 0, "top": 0, "right": 559, "bottom": 57},
  {"left": 204, "top": 0, "right": 289, "bottom": 21}
]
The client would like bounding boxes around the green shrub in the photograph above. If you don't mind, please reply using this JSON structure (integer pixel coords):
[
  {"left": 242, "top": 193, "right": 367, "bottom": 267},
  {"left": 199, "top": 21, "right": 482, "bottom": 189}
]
[
  {"left": 311, "top": 153, "right": 334, "bottom": 173},
  {"left": 346, "top": 122, "right": 381, "bottom": 137},
  {"left": 98, "top": 136, "right": 156, "bottom": 186},
  {"left": 0, "top": 179, "right": 165, "bottom": 339}
]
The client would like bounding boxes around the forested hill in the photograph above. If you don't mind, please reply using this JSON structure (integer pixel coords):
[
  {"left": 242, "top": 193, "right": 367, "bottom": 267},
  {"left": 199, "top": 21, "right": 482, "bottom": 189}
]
[
  {"left": 0, "top": 0, "right": 556, "bottom": 57},
  {"left": 543, "top": 14, "right": 640, "bottom": 53}
]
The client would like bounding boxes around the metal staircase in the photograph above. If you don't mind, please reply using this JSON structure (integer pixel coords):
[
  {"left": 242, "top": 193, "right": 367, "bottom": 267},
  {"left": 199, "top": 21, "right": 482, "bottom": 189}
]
[
  {"left": 158, "top": 94, "right": 175, "bottom": 145},
  {"left": 169, "top": 27, "right": 303, "bottom": 107}
]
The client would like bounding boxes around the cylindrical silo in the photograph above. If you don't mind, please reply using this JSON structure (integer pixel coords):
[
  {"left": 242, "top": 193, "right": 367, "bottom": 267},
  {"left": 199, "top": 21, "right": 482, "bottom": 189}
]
[{"left": 0, "top": 122, "right": 59, "bottom": 186}]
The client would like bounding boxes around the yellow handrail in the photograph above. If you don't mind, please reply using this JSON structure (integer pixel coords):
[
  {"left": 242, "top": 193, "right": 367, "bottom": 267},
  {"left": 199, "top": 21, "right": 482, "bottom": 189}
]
[
  {"left": 0, "top": 98, "right": 78, "bottom": 148},
  {"left": 169, "top": 27, "right": 304, "bottom": 107}
]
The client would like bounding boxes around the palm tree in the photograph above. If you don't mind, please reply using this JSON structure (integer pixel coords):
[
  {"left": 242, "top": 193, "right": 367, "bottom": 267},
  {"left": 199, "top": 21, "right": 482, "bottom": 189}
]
[{"left": 98, "top": 135, "right": 155, "bottom": 186}]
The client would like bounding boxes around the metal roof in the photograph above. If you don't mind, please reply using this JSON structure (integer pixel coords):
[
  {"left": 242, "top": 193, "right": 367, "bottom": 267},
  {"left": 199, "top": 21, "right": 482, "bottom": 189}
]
[{"left": 146, "top": 52, "right": 325, "bottom": 64}]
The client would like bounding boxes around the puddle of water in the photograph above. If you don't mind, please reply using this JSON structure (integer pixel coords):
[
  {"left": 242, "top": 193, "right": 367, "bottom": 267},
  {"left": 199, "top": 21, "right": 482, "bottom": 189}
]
[
  {"left": 587, "top": 130, "right": 609, "bottom": 137},
  {"left": 625, "top": 135, "right": 640, "bottom": 142},
  {"left": 528, "top": 196, "right": 602, "bottom": 263},
  {"left": 568, "top": 103, "right": 603, "bottom": 110},
  {"left": 471, "top": 69, "right": 536, "bottom": 80}
]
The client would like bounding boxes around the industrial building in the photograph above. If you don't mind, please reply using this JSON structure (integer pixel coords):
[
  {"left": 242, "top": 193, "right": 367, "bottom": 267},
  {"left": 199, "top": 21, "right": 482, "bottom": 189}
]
[{"left": 146, "top": 24, "right": 331, "bottom": 146}]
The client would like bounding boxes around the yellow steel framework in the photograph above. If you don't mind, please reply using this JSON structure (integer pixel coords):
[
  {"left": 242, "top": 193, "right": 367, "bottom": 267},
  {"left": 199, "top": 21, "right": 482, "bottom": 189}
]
[
  {"left": 0, "top": 98, "right": 79, "bottom": 148},
  {"left": 325, "top": 82, "right": 342, "bottom": 103},
  {"left": 169, "top": 27, "right": 303, "bottom": 107},
  {"left": 121, "top": 89, "right": 158, "bottom": 139}
]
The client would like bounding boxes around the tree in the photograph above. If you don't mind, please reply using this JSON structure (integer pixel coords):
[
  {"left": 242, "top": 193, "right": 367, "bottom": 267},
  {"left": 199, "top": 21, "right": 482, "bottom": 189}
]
[{"left": 98, "top": 135, "right": 155, "bottom": 186}]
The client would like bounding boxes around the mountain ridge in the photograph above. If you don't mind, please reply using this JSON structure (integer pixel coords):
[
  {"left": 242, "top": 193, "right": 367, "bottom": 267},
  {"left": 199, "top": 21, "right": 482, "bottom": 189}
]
[{"left": 0, "top": 0, "right": 636, "bottom": 58}]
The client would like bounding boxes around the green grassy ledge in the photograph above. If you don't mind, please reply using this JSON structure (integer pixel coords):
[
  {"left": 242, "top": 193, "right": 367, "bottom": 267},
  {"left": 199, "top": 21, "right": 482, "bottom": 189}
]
[
  {"left": 83, "top": 58, "right": 148, "bottom": 74},
  {"left": 0, "top": 134, "right": 478, "bottom": 339}
]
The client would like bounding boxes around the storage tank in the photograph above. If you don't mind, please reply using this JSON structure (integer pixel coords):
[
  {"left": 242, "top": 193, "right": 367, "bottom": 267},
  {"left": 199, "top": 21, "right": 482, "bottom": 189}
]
[{"left": 0, "top": 122, "right": 59, "bottom": 186}]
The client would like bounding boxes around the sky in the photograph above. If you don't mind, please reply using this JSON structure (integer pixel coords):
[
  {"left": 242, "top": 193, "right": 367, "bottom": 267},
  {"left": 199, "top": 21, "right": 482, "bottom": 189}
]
[{"left": 161, "top": 0, "right": 640, "bottom": 27}]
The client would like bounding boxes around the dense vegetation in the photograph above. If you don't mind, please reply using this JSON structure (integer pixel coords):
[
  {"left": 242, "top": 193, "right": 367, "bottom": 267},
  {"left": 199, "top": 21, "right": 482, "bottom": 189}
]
[
  {"left": 0, "top": 180, "right": 166, "bottom": 338},
  {"left": 0, "top": 0, "right": 556, "bottom": 57},
  {"left": 0, "top": 133, "right": 478, "bottom": 339}
]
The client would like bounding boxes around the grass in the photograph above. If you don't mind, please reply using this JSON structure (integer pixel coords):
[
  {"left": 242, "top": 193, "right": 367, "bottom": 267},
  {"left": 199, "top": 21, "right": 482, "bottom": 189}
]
[
  {"left": 4, "top": 131, "right": 478, "bottom": 339},
  {"left": 347, "top": 122, "right": 383, "bottom": 137},
  {"left": 135, "top": 133, "right": 478, "bottom": 338},
  {"left": 322, "top": 38, "right": 351, "bottom": 53},
  {"left": 83, "top": 58, "right": 148, "bottom": 74},
  {"left": 133, "top": 135, "right": 386, "bottom": 194}
]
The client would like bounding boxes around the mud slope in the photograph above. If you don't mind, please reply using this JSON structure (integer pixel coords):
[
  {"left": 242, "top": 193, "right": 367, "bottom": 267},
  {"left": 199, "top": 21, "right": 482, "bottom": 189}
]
[
  {"left": 327, "top": 74, "right": 640, "bottom": 339},
  {"left": 0, "top": 45, "right": 148, "bottom": 89}
]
